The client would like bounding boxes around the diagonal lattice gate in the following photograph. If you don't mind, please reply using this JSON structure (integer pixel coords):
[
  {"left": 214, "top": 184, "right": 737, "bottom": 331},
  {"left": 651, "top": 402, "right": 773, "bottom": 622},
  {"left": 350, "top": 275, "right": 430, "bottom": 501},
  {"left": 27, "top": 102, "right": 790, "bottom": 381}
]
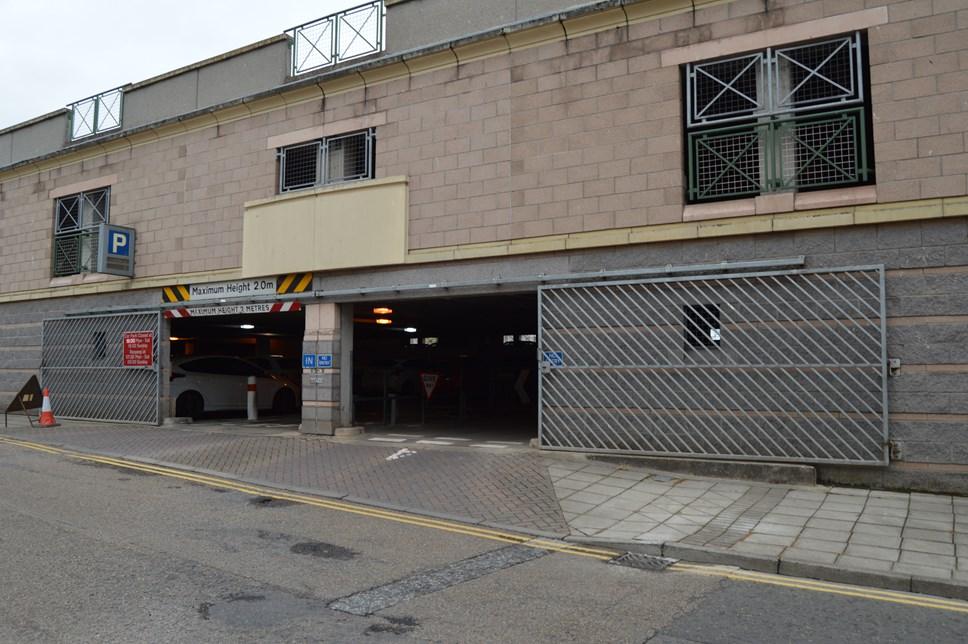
[
  {"left": 538, "top": 266, "right": 888, "bottom": 465},
  {"left": 42, "top": 312, "right": 161, "bottom": 424}
]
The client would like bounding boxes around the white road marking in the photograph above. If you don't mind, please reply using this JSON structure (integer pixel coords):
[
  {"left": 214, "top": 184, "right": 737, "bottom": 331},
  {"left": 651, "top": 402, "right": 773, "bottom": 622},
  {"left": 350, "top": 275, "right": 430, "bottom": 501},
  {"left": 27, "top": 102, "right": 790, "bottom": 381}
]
[
  {"left": 416, "top": 440, "right": 454, "bottom": 445},
  {"left": 486, "top": 441, "right": 525, "bottom": 445},
  {"left": 388, "top": 433, "right": 424, "bottom": 438},
  {"left": 369, "top": 437, "right": 407, "bottom": 443},
  {"left": 471, "top": 443, "right": 508, "bottom": 449},
  {"left": 436, "top": 437, "right": 471, "bottom": 441}
]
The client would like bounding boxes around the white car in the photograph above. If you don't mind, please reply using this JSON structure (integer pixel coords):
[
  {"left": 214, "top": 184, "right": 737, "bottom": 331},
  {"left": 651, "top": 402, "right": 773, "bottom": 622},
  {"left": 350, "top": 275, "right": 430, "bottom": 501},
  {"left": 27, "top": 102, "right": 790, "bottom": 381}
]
[{"left": 171, "top": 356, "right": 299, "bottom": 418}]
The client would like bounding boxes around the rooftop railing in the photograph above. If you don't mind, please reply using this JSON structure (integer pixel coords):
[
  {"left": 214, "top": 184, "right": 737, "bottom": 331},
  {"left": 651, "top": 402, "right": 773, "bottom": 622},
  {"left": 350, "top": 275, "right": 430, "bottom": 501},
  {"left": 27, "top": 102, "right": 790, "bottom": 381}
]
[
  {"left": 288, "top": 1, "right": 384, "bottom": 76},
  {"left": 68, "top": 87, "right": 123, "bottom": 141}
]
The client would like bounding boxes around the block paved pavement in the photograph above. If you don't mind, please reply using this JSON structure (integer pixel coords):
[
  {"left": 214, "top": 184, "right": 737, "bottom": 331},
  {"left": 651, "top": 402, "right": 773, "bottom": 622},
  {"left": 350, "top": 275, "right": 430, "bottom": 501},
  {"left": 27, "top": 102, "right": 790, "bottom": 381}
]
[
  {"left": 550, "top": 459, "right": 968, "bottom": 584},
  {"left": 4, "top": 419, "right": 967, "bottom": 588}
]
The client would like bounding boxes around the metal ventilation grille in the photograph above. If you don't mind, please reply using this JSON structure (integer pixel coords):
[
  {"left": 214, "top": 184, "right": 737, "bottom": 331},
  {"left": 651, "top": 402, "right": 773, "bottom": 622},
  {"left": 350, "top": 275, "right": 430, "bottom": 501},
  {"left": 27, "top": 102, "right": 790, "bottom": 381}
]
[
  {"left": 326, "top": 131, "right": 371, "bottom": 182},
  {"left": 691, "top": 126, "right": 765, "bottom": 199},
  {"left": 281, "top": 142, "right": 320, "bottom": 192},
  {"left": 775, "top": 36, "right": 857, "bottom": 109},
  {"left": 777, "top": 111, "right": 862, "bottom": 189},
  {"left": 691, "top": 53, "right": 763, "bottom": 124}
]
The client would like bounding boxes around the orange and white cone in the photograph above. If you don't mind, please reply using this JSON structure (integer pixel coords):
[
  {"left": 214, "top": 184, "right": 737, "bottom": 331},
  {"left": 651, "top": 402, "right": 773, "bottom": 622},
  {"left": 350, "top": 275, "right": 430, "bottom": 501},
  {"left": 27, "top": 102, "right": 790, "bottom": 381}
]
[{"left": 39, "top": 387, "right": 60, "bottom": 427}]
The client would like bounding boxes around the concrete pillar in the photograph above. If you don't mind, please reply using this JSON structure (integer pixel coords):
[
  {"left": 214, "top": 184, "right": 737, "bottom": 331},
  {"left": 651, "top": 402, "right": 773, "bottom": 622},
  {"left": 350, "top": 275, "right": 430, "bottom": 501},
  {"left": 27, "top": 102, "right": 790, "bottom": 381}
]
[{"left": 301, "top": 302, "right": 342, "bottom": 435}]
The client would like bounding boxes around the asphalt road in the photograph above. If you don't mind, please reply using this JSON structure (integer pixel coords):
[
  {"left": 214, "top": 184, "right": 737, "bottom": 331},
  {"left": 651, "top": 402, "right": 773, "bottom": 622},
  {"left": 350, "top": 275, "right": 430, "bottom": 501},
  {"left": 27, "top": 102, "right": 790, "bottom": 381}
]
[{"left": 1, "top": 444, "right": 966, "bottom": 643}]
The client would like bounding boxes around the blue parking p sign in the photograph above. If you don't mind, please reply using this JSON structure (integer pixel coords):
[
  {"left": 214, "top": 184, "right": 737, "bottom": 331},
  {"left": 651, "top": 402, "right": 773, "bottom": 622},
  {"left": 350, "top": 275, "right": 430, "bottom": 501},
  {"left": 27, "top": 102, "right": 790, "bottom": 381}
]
[
  {"left": 96, "top": 223, "right": 136, "bottom": 276},
  {"left": 302, "top": 353, "right": 316, "bottom": 369},
  {"left": 110, "top": 229, "right": 131, "bottom": 256}
]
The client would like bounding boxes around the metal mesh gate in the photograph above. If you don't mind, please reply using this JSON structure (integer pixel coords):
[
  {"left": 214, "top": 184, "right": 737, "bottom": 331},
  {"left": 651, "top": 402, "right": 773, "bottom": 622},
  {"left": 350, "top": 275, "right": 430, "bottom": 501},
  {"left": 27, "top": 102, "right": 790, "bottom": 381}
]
[
  {"left": 538, "top": 266, "right": 887, "bottom": 465},
  {"left": 42, "top": 312, "right": 161, "bottom": 424}
]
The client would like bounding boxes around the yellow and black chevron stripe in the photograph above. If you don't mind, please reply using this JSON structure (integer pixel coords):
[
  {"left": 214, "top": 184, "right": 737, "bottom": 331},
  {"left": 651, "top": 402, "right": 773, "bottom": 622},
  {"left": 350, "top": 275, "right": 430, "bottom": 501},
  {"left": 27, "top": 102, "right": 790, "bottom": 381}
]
[
  {"left": 276, "top": 272, "right": 313, "bottom": 295},
  {"left": 162, "top": 285, "right": 191, "bottom": 303}
]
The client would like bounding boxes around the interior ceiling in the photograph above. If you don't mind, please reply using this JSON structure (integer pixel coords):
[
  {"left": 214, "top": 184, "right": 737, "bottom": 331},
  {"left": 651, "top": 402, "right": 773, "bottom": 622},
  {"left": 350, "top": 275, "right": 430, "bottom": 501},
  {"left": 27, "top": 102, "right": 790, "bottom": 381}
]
[
  {"left": 168, "top": 293, "right": 537, "bottom": 339},
  {"left": 354, "top": 293, "right": 537, "bottom": 336},
  {"left": 170, "top": 310, "right": 305, "bottom": 337}
]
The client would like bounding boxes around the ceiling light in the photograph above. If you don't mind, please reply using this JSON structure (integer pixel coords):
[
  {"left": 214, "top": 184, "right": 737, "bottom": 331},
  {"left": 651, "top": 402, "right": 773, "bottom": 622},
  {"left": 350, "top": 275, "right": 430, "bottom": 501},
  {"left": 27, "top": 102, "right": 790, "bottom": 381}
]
[
  {"left": 375, "top": 318, "right": 392, "bottom": 325},
  {"left": 169, "top": 336, "right": 181, "bottom": 341},
  {"left": 404, "top": 327, "right": 417, "bottom": 333},
  {"left": 373, "top": 307, "right": 393, "bottom": 315},
  {"left": 240, "top": 324, "right": 255, "bottom": 330}
]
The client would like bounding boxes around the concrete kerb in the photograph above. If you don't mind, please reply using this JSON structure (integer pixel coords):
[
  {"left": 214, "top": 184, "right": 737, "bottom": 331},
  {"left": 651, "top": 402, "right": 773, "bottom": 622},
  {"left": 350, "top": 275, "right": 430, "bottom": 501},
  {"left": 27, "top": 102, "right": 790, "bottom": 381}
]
[{"left": 567, "top": 537, "right": 968, "bottom": 602}]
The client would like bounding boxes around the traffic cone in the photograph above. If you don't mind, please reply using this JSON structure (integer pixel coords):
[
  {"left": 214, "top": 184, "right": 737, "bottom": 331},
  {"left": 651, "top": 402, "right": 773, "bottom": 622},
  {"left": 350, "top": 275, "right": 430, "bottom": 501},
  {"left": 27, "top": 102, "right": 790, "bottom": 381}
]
[{"left": 39, "top": 387, "right": 60, "bottom": 427}]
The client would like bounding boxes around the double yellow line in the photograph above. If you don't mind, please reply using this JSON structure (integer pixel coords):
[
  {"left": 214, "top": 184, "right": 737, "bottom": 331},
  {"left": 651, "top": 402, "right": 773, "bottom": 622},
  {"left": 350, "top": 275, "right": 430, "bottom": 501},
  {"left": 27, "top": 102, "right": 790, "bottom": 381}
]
[
  {"left": 4, "top": 434, "right": 968, "bottom": 615},
  {"left": 673, "top": 563, "right": 968, "bottom": 614}
]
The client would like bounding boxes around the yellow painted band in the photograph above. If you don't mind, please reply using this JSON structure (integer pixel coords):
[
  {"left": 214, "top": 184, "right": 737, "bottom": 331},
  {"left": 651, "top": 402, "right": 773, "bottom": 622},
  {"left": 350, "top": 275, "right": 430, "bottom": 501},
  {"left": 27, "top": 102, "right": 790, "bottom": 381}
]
[
  {"left": 294, "top": 273, "right": 313, "bottom": 293},
  {"left": 670, "top": 564, "right": 968, "bottom": 614},
  {"left": 277, "top": 273, "right": 296, "bottom": 294}
]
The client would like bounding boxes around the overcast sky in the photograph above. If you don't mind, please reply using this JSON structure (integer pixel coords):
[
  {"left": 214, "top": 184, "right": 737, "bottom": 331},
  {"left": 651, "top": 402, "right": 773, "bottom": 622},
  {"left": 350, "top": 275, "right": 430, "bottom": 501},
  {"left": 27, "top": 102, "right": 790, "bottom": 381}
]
[{"left": 0, "top": 0, "right": 355, "bottom": 130}]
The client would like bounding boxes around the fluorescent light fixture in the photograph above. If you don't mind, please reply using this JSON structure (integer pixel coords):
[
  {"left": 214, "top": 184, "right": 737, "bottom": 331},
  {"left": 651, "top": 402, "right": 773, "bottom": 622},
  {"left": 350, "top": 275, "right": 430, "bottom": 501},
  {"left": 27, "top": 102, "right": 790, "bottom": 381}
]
[
  {"left": 373, "top": 307, "right": 393, "bottom": 315},
  {"left": 404, "top": 327, "right": 417, "bottom": 333},
  {"left": 375, "top": 318, "right": 392, "bottom": 325},
  {"left": 240, "top": 324, "right": 255, "bottom": 330}
]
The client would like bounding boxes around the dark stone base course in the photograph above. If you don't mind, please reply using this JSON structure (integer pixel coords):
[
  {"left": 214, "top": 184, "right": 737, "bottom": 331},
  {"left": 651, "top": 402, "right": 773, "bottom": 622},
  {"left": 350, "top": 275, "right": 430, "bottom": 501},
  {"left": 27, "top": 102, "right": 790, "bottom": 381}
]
[
  {"left": 818, "top": 462, "right": 968, "bottom": 497},
  {"left": 586, "top": 453, "right": 817, "bottom": 486}
]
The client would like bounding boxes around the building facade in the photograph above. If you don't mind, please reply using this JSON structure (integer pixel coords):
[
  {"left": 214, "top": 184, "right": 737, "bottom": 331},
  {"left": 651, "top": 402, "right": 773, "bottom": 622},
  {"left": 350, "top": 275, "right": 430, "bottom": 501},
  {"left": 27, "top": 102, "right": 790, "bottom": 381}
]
[{"left": 1, "top": 0, "right": 966, "bottom": 490}]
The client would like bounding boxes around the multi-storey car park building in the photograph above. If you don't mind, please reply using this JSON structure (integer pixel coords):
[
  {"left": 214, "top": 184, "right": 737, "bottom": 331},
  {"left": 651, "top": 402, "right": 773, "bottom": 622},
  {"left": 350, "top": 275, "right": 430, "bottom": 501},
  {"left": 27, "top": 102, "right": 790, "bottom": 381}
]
[{"left": 1, "top": 0, "right": 966, "bottom": 490}]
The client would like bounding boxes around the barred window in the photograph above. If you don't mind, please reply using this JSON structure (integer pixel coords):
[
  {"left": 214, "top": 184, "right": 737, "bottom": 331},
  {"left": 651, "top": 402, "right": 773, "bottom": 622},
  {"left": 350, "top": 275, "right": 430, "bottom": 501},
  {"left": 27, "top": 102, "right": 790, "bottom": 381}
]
[
  {"left": 684, "top": 32, "right": 873, "bottom": 203},
  {"left": 53, "top": 188, "right": 110, "bottom": 277},
  {"left": 278, "top": 129, "right": 374, "bottom": 192}
]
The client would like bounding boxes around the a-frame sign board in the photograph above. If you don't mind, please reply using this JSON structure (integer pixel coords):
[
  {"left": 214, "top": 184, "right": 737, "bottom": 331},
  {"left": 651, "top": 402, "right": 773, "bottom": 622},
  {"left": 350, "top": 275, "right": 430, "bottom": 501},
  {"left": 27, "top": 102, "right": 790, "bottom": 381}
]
[{"left": 4, "top": 375, "right": 42, "bottom": 428}]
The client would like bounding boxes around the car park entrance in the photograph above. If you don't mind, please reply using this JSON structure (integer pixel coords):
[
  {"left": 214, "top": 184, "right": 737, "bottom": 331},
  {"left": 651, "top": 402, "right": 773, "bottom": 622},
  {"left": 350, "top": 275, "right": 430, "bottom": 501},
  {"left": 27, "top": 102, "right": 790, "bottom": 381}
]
[
  {"left": 350, "top": 293, "right": 538, "bottom": 441},
  {"left": 169, "top": 309, "right": 304, "bottom": 421}
]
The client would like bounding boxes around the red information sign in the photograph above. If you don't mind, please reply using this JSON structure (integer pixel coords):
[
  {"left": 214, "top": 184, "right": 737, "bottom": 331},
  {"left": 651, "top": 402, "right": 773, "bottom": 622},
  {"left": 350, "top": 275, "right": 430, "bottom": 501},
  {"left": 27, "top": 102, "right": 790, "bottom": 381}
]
[{"left": 123, "top": 331, "right": 154, "bottom": 367}]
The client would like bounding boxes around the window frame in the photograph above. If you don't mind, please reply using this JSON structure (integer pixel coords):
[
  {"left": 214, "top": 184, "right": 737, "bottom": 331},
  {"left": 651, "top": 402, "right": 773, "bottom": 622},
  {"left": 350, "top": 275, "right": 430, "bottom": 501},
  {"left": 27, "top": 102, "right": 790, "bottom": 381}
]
[
  {"left": 278, "top": 128, "right": 376, "bottom": 193},
  {"left": 682, "top": 31, "right": 875, "bottom": 204},
  {"left": 52, "top": 187, "right": 111, "bottom": 277}
]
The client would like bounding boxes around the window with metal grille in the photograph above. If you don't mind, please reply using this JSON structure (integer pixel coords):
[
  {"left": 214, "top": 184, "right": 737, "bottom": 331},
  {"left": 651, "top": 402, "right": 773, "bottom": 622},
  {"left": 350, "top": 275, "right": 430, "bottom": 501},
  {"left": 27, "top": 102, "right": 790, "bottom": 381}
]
[
  {"left": 278, "top": 129, "right": 374, "bottom": 192},
  {"left": 53, "top": 188, "right": 110, "bottom": 277},
  {"left": 684, "top": 32, "right": 873, "bottom": 203}
]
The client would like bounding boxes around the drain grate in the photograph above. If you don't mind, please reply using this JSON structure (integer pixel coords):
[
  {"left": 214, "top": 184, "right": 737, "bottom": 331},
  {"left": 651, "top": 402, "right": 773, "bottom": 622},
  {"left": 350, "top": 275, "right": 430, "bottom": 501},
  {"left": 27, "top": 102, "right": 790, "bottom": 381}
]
[{"left": 608, "top": 552, "right": 678, "bottom": 571}]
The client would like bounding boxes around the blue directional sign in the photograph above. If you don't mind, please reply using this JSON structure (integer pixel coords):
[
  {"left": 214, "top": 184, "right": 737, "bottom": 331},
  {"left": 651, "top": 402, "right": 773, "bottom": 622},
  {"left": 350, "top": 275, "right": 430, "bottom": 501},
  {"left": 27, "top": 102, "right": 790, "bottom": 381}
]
[
  {"left": 543, "top": 351, "right": 564, "bottom": 367},
  {"left": 317, "top": 354, "right": 333, "bottom": 369},
  {"left": 302, "top": 353, "right": 316, "bottom": 369}
]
